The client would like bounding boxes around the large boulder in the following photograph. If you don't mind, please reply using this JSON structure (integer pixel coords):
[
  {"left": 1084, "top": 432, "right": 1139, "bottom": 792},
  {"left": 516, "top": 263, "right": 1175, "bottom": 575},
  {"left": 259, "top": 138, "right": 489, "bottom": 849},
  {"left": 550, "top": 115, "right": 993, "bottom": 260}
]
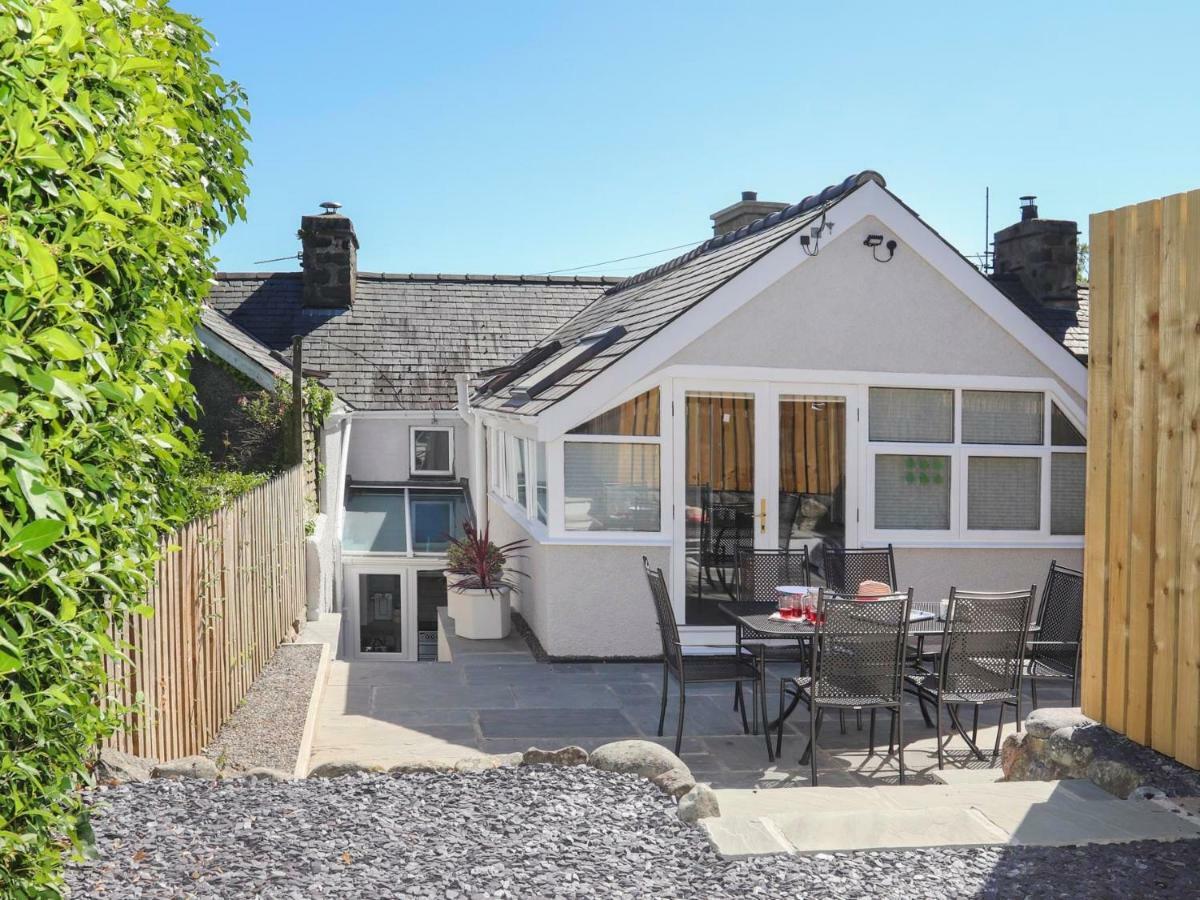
[
  {"left": 678, "top": 784, "right": 721, "bottom": 823},
  {"left": 1024, "top": 707, "right": 1094, "bottom": 739},
  {"left": 1087, "top": 758, "right": 1144, "bottom": 799},
  {"left": 238, "top": 767, "right": 294, "bottom": 782},
  {"left": 522, "top": 746, "right": 589, "bottom": 767},
  {"left": 151, "top": 755, "right": 218, "bottom": 780},
  {"left": 95, "top": 748, "right": 155, "bottom": 784},
  {"left": 589, "top": 740, "right": 689, "bottom": 781},
  {"left": 651, "top": 767, "right": 696, "bottom": 799}
]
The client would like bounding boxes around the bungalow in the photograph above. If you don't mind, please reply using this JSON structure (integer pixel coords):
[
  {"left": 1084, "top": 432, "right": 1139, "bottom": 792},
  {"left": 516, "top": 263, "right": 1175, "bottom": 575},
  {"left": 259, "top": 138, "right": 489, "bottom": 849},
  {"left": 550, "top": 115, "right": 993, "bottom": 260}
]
[{"left": 203, "top": 172, "right": 1089, "bottom": 660}]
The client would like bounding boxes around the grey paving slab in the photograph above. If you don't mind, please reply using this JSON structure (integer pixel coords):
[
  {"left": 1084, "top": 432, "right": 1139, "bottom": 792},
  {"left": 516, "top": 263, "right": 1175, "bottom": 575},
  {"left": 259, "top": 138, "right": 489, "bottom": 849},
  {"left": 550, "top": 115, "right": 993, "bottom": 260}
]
[
  {"left": 371, "top": 683, "right": 516, "bottom": 712},
  {"left": 700, "top": 817, "right": 795, "bottom": 858},
  {"left": 477, "top": 707, "right": 638, "bottom": 740},
  {"left": 461, "top": 664, "right": 602, "bottom": 687},
  {"left": 512, "top": 683, "right": 623, "bottom": 710},
  {"left": 621, "top": 695, "right": 755, "bottom": 739},
  {"left": 363, "top": 707, "right": 477, "bottom": 727},
  {"left": 771, "top": 807, "right": 1009, "bottom": 852}
]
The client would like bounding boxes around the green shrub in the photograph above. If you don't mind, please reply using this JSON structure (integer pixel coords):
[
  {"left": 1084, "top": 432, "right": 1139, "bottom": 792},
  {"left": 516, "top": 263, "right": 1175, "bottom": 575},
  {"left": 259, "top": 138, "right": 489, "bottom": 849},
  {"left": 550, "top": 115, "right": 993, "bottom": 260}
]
[{"left": 0, "top": 0, "right": 249, "bottom": 894}]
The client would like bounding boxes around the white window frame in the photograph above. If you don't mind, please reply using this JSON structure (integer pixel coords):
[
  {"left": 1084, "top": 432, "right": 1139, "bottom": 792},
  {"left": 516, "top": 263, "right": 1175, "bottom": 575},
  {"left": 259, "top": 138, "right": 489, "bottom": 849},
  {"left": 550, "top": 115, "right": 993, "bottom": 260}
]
[
  {"left": 409, "top": 425, "right": 455, "bottom": 477},
  {"left": 553, "top": 382, "right": 667, "bottom": 540},
  {"left": 864, "top": 385, "right": 1085, "bottom": 547}
]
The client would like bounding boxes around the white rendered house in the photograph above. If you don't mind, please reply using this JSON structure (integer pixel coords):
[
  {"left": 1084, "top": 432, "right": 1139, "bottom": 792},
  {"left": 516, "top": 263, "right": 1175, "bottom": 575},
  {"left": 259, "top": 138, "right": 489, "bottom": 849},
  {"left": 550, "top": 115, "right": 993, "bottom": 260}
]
[{"left": 204, "top": 173, "right": 1088, "bottom": 660}]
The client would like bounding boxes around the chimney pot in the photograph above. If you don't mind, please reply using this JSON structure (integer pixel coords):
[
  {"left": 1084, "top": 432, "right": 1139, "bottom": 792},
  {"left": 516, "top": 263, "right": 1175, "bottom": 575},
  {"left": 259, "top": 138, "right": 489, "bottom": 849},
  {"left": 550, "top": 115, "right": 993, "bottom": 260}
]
[
  {"left": 741, "top": 191, "right": 757, "bottom": 202},
  {"left": 300, "top": 205, "right": 358, "bottom": 308},
  {"left": 1020, "top": 195, "right": 1038, "bottom": 221}
]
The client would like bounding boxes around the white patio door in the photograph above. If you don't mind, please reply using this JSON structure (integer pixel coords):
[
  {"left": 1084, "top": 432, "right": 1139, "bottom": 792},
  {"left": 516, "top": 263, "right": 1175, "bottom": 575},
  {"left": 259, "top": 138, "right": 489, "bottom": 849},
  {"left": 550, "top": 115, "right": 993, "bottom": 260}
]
[{"left": 673, "top": 380, "right": 858, "bottom": 627}]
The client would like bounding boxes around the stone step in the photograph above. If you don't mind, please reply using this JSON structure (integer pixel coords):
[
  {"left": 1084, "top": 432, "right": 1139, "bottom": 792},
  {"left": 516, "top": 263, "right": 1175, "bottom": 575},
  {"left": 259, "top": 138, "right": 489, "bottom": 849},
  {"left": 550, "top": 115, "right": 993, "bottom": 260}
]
[{"left": 703, "top": 779, "right": 1200, "bottom": 857}]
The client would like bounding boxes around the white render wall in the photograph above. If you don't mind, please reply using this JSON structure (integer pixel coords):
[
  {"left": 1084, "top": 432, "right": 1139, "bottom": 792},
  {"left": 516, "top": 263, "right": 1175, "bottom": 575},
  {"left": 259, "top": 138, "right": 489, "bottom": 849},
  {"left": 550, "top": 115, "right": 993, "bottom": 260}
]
[
  {"left": 894, "top": 547, "right": 1082, "bottom": 612},
  {"left": 346, "top": 415, "right": 470, "bottom": 483},
  {"left": 662, "top": 214, "right": 1085, "bottom": 411},
  {"left": 489, "top": 500, "right": 666, "bottom": 658}
]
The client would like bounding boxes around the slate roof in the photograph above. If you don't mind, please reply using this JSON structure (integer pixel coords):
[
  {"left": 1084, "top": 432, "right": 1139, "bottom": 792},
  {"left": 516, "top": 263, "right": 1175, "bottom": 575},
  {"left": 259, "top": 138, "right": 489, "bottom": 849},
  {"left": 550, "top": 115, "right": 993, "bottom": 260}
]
[
  {"left": 990, "top": 275, "right": 1090, "bottom": 363},
  {"left": 205, "top": 273, "right": 616, "bottom": 410},
  {"left": 197, "top": 307, "right": 292, "bottom": 382},
  {"left": 474, "top": 172, "right": 885, "bottom": 415}
]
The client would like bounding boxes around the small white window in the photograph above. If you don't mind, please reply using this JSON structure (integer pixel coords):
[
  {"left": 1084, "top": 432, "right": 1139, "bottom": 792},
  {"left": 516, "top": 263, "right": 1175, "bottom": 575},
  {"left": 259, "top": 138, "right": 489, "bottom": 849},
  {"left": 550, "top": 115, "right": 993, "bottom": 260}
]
[
  {"left": 869, "top": 388, "right": 954, "bottom": 443},
  {"left": 410, "top": 427, "right": 454, "bottom": 477},
  {"left": 564, "top": 442, "right": 661, "bottom": 532},
  {"left": 967, "top": 456, "right": 1041, "bottom": 531},
  {"left": 874, "top": 454, "right": 951, "bottom": 530}
]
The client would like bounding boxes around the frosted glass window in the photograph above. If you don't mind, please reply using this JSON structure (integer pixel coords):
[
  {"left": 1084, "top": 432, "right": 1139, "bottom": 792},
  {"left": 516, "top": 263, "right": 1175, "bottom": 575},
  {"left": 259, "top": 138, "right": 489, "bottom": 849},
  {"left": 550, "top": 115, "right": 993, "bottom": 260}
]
[
  {"left": 874, "top": 455, "right": 951, "bottom": 530},
  {"left": 342, "top": 491, "right": 408, "bottom": 552},
  {"left": 963, "top": 391, "right": 1044, "bottom": 445},
  {"left": 1051, "top": 453, "right": 1086, "bottom": 535},
  {"left": 869, "top": 388, "right": 954, "bottom": 443},
  {"left": 968, "top": 457, "right": 1041, "bottom": 530},
  {"left": 564, "top": 443, "right": 660, "bottom": 531}
]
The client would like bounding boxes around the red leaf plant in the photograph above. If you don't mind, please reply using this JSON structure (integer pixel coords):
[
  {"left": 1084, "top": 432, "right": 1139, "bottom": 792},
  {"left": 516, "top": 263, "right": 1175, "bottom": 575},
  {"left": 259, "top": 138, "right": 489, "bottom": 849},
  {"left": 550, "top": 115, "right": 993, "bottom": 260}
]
[{"left": 444, "top": 520, "right": 528, "bottom": 594}]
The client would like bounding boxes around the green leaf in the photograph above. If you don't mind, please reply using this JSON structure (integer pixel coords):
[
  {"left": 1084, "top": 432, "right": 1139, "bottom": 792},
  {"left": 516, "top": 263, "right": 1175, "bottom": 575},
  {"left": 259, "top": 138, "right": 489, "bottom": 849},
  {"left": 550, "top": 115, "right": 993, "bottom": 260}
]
[
  {"left": 0, "top": 648, "right": 21, "bottom": 675},
  {"left": 33, "top": 328, "right": 85, "bottom": 361},
  {"left": 3, "top": 519, "right": 65, "bottom": 556}
]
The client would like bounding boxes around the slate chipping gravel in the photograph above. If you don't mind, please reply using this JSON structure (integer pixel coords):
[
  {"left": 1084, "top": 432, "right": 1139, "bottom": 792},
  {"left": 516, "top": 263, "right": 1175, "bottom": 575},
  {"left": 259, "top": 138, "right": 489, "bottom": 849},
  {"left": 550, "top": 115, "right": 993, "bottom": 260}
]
[
  {"left": 202, "top": 644, "right": 321, "bottom": 774},
  {"left": 67, "top": 767, "right": 1197, "bottom": 899}
]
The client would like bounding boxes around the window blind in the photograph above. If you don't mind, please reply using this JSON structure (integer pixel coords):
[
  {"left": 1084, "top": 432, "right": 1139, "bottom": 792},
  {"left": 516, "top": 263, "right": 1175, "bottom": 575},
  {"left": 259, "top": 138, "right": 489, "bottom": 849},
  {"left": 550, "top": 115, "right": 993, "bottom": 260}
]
[
  {"left": 564, "top": 443, "right": 660, "bottom": 532},
  {"left": 874, "top": 454, "right": 951, "bottom": 529},
  {"left": 968, "top": 456, "right": 1041, "bottom": 530},
  {"left": 869, "top": 388, "right": 954, "bottom": 443},
  {"left": 963, "top": 391, "right": 1044, "bottom": 445},
  {"left": 1051, "top": 453, "right": 1086, "bottom": 535}
]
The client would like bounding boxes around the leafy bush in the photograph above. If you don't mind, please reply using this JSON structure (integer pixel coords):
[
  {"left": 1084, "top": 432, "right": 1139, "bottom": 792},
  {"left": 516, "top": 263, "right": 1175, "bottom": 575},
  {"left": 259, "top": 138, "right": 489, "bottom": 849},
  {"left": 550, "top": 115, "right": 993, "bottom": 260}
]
[{"left": 0, "top": 0, "right": 249, "bottom": 893}]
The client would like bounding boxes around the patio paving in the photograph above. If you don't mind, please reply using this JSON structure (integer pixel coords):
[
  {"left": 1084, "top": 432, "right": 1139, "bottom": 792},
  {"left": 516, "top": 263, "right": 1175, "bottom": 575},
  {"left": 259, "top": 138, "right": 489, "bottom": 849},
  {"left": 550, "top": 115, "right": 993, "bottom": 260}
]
[{"left": 307, "top": 612, "right": 1075, "bottom": 787}]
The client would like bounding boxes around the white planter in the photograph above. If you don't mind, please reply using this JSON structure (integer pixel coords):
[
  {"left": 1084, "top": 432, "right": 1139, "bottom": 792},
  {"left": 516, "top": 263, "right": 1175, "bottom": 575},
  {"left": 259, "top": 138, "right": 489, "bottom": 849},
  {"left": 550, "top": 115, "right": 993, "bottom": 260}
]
[
  {"left": 450, "top": 585, "right": 512, "bottom": 640},
  {"left": 444, "top": 571, "right": 463, "bottom": 621}
]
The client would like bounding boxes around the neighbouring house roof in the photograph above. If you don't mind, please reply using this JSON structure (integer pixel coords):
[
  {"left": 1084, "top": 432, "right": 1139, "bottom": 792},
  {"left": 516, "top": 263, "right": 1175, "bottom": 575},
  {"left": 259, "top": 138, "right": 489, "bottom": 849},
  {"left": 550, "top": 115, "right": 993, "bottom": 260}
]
[
  {"left": 473, "top": 172, "right": 884, "bottom": 415},
  {"left": 197, "top": 307, "right": 292, "bottom": 390},
  {"left": 206, "top": 273, "right": 617, "bottom": 411},
  {"left": 990, "top": 275, "right": 1090, "bottom": 363}
]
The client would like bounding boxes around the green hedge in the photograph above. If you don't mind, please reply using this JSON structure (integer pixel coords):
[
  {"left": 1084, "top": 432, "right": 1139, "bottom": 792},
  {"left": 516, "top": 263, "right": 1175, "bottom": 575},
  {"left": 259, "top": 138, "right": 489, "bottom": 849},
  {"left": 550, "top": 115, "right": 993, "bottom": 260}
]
[{"left": 0, "top": 1, "right": 249, "bottom": 894}]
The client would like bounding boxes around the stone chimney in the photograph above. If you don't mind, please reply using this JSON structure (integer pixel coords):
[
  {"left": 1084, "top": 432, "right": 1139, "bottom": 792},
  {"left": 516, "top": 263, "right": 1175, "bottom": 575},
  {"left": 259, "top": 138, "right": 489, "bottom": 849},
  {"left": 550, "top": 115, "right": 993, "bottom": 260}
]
[
  {"left": 710, "top": 191, "right": 790, "bottom": 237},
  {"left": 299, "top": 202, "right": 359, "bottom": 308},
  {"left": 992, "top": 196, "right": 1079, "bottom": 307}
]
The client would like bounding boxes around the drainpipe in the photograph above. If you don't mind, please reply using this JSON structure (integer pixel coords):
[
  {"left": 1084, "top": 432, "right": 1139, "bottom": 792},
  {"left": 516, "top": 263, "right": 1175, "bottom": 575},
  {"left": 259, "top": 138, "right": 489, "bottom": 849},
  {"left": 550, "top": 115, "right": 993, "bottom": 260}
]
[
  {"left": 332, "top": 412, "right": 353, "bottom": 614},
  {"left": 456, "top": 373, "right": 487, "bottom": 524}
]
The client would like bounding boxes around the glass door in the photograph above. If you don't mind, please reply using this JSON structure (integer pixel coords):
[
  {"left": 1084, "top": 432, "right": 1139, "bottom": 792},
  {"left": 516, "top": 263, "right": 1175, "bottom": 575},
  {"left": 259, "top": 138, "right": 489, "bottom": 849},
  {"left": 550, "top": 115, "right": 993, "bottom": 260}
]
[
  {"left": 675, "top": 382, "right": 857, "bottom": 625},
  {"left": 345, "top": 566, "right": 417, "bottom": 660},
  {"left": 772, "top": 391, "right": 852, "bottom": 587}
]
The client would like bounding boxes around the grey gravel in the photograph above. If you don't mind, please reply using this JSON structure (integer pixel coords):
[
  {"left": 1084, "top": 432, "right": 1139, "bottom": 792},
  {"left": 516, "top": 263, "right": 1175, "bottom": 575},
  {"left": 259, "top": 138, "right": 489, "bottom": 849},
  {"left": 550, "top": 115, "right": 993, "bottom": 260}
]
[
  {"left": 67, "top": 767, "right": 1197, "bottom": 899},
  {"left": 203, "top": 643, "right": 321, "bottom": 774}
]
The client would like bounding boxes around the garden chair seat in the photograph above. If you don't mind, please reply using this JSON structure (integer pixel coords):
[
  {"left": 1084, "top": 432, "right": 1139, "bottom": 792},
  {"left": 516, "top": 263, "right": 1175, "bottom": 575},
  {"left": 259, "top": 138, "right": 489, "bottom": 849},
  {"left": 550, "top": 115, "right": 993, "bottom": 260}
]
[{"left": 786, "top": 674, "right": 896, "bottom": 708}]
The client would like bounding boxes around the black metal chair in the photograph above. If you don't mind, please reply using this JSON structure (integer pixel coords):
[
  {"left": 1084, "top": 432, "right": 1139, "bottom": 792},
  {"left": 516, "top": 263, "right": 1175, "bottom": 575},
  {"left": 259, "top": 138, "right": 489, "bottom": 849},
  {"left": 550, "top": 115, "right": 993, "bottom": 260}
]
[
  {"left": 775, "top": 589, "right": 914, "bottom": 786},
  {"left": 1025, "top": 562, "right": 1083, "bottom": 707},
  {"left": 820, "top": 544, "right": 898, "bottom": 592},
  {"left": 905, "top": 587, "right": 1036, "bottom": 769},
  {"left": 730, "top": 547, "right": 811, "bottom": 726},
  {"left": 643, "top": 557, "right": 765, "bottom": 754},
  {"left": 698, "top": 501, "right": 754, "bottom": 600}
]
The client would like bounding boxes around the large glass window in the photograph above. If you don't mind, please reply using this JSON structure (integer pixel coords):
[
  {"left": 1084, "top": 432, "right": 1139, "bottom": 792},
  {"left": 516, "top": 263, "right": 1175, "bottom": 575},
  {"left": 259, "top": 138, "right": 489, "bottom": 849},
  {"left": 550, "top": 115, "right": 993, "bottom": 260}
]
[
  {"left": 874, "top": 454, "right": 951, "bottom": 530},
  {"left": 411, "top": 426, "right": 454, "bottom": 475},
  {"left": 342, "top": 491, "right": 408, "bottom": 552},
  {"left": 513, "top": 436, "right": 527, "bottom": 508},
  {"left": 869, "top": 388, "right": 954, "bottom": 443},
  {"left": 358, "top": 573, "right": 405, "bottom": 654},
  {"left": 564, "top": 443, "right": 660, "bottom": 531}
]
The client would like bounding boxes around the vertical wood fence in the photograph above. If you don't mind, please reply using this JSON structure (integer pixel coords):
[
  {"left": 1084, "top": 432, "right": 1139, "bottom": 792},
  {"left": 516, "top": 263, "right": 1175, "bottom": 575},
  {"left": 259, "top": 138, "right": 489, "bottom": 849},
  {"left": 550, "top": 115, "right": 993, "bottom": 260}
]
[
  {"left": 103, "top": 465, "right": 307, "bottom": 760},
  {"left": 1083, "top": 187, "right": 1200, "bottom": 768}
]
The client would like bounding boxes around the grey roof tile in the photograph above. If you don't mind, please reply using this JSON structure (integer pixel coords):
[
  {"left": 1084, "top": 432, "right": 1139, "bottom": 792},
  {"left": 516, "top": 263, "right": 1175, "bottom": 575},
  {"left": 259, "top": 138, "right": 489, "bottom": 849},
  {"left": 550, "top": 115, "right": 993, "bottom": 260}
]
[{"left": 206, "top": 272, "right": 616, "bottom": 410}]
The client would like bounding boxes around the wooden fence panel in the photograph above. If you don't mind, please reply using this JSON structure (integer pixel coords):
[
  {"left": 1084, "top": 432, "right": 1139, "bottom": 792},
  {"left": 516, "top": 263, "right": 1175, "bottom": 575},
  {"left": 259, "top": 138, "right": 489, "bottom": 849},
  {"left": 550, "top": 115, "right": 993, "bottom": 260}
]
[
  {"left": 104, "top": 465, "right": 307, "bottom": 760},
  {"left": 1085, "top": 188, "right": 1200, "bottom": 768}
]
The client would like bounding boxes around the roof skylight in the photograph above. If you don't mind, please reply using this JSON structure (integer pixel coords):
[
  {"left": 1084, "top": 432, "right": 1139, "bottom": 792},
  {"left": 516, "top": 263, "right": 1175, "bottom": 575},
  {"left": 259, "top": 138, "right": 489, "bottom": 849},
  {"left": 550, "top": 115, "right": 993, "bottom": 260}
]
[{"left": 507, "top": 325, "right": 627, "bottom": 405}]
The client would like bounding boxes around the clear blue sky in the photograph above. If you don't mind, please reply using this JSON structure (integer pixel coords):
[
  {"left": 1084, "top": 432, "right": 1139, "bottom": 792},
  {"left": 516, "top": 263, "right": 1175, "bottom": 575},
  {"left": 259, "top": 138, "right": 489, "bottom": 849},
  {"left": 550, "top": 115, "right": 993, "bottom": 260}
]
[{"left": 179, "top": 1, "right": 1199, "bottom": 277}]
